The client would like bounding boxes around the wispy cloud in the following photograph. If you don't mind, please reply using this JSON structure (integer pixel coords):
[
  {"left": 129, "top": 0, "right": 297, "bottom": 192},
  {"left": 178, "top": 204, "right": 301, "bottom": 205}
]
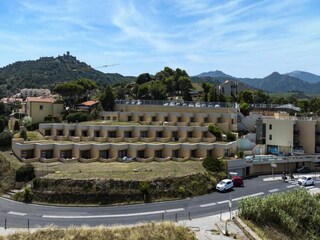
[{"left": 0, "top": 0, "right": 319, "bottom": 77}]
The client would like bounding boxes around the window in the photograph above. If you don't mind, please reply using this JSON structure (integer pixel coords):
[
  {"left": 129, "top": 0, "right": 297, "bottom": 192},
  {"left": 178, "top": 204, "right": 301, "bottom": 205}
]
[
  {"left": 57, "top": 130, "right": 63, "bottom": 136},
  {"left": 118, "top": 150, "right": 127, "bottom": 158},
  {"left": 137, "top": 150, "right": 145, "bottom": 158},
  {"left": 69, "top": 130, "right": 75, "bottom": 136},
  {"left": 80, "top": 150, "right": 91, "bottom": 159},
  {"left": 140, "top": 131, "right": 147, "bottom": 138},
  {"left": 139, "top": 116, "right": 144, "bottom": 122},
  {"left": 224, "top": 149, "right": 229, "bottom": 157},
  {"left": 177, "top": 117, "right": 182, "bottom": 122},
  {"left": 191, "top": 149, "right": 197, "bottom": 158},
  {"left": 82, "top": 130, "right": 88, "bottom": 137},
  {"left": 172, "top": 131, "right": 178, "bottom": 140},
  {"left": 269, "top": 134, "right": 272, "bottom": 140},
  {"left": 94, "top": 131, "right": 100, "bottom": 138},
  {"left": 41, "top": 150, "right": 53, "bottom": 159},
  {"left": 45, "top": 129, "right": 51, "bottom": 136},
  {"left": 204, "top": 117, "right": 209, "bottom": 123},
  {"left": 269, "top": 124, "right": 272, "bottom": 130},
  {"left": 188, "top": 131, "right": 193, "bottom": 138},
  {"left": 39, "top": 105, "right": 43, "bottom": 110},
  {"left": 164, "top": 117, "right": 168, "bottom": 122},
  {"left": 99, "top": 150, "right": 109, "bottom": 159},
  {"left": 128, "top": 116, "right": 132, "bottom": 122},
  {"left": 173, "top": 150, "right": 179, "bottom": 158},
  {"left": 60, "top": 150, "right": 72, "bottom": 159},
  {"left": 108, "top": 131, "right": 116, "bottom": 138},
  {"left": 21, "top": 150, "right": 34, "bottom": 159},
  {"left": 207, "top": 150, "right": 212, "bottom": 157},
  {"left": 156, "top": 131, "right": 163, "bottom": 138},
  {"left": 124, "top": 131, "right": 132, "bottom": 138},
  {"left": 152, "top": 116, "right": 156, "bottom": 122},
  {"left": 155, "top": 150, "right": 163, "bottom": 158}
]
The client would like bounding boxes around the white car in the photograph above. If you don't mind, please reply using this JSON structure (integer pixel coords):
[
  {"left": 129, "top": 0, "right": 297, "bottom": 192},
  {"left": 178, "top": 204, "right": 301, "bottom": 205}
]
[
  {"left": 298, "top": 176, "right": 314, "bottom": 186},
  {"left": 216, "top": 179, "right": 234, "bottom": 192}
]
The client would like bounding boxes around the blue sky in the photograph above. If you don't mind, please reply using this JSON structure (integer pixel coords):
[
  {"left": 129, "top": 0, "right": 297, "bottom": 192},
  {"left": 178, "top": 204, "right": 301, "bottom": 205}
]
[{"left": 0, "top": 0, "right": 320, "bottom": 77}]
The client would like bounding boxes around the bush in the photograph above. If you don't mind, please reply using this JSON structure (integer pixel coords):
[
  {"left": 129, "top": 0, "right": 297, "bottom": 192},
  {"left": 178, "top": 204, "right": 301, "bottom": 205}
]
[
  {"left": 65, "top": 112, "right": 91, "bottom": 123},
  {"left": 239, "top": 189, "right": 320, "bottom": 239},
  {"left": 202, "top": 157, "right": 226, "bottom": 173},
  {"left": 23, "top": 187, "right": 33, "bottom": 203},
  {"left": 139, "top": 181, "right": 150, "bottom": 202},
  {"left": 20, "top": 129, "right": 28, "bottom": 140},
  {"left": 208, "top": 124, "right": 222, "bottom": 140},
  {"left": 0, "top": 131, "right": 12, "bottom": 147},
  {"left": 226, "top": 132, "right": 236, "bottom": 141},
  {"left": 15, "top": 164, "right": 35, "bottom": 182}
]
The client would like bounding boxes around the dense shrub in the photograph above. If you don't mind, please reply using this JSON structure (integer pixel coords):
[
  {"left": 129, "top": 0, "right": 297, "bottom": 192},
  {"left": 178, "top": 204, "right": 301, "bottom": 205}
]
[
  {"left": 65, "top": 112, "right": 91, "bottom": 123},
  {"left": 202, "top": 157, "right": 226, "bottom": 173},
  {"left": 19, "top": 129, "right": 28, "bottom": 140},
  {"left": 208, "top": 124, "right": 222, "bottom": 140},
  {"left": 0, "top": 131, "right": 12, "bottom": 147},
  {"left": 26, "top": 122, "right": 39, "bottom": 131},
  {"left": 239, "top": 189, "right": 320, "bottom": 239},
  {"left": 226, "top": 132, "right": 236, "bottom": 141},
  {"left": 15, "top": 164, "right": 35, "bottom": 182}
]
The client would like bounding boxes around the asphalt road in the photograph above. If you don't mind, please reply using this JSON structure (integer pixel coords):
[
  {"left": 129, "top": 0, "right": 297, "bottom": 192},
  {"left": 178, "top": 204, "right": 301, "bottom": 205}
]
[{"left": 0, "top": 175, "right": 317, "bottom": 228}]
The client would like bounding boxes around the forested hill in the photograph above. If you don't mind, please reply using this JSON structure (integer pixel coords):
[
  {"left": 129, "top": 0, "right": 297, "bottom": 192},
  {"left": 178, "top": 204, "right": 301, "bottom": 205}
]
[{"left": 0, "top": 53, "right": 135, "bottom": 98}]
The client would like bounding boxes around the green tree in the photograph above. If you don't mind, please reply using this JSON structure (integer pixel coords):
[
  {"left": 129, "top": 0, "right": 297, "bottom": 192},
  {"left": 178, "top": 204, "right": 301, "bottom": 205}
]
[
  {"left": 240, "top": 102, "right": 250, "bottom": 116},
  {"left": 100, "top": 85, "right": 115, "bottom": 111},
  {"left": 136, "top": 73, "right": 152, "bottom": 85},
  {"left": 150, "top": 80, "right": 166, "bottom": 100},
  {"left": 208, "top": 85, "right": 216, "bottom": 102},
  {"left": 239, "top": 90, "right": 254, "bottom": 104},
  {"left": 137, "top": 83, "right": 151, "bottom": 99},
  {"left": 0, "top": 131, "right": 12, "bottom": 147},
  {"left": 16, "top": 164, "right": 35, "bottom": 182},
  {"left": 0, "top": 102, "right": 6, "bottom": 115},
  {"left": 0, "top": 116, "right": 5, "bottom": 133}
]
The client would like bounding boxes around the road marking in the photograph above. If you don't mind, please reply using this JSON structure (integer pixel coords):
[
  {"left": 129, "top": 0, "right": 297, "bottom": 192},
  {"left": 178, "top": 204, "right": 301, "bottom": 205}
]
[
  {"left": 43, "top": 210, "right": 165, "bottom": 219},
  {"left": 286, "top": 185, "right": 296, "bottom": 188},
  {"left": 200, "top": 202, "right": 217, "bottom": 208},
  {"left": 217, "top": 200, "right": 229, "bottom": 205},
  {"left": 232, "top": 192, "right": 264, "bottom": 202},
  {"left": 305, "top": 186, "right": 315, "bottom": 189},
  {"left": 268, "top": 188, "right": 279, "bottom": 193},
  {"left": 166, "top": 208, "right": 184, "bottom": 213},
  {"left": 7, "top": 211, "right": 27, "bottom": 216}
]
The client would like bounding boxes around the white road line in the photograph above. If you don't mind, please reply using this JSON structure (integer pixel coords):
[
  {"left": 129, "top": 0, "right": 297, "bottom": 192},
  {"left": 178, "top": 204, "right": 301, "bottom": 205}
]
[
  {"left": 268, "top": 188, "right": 279, "bottom": 193},
  {"left": 305, "top": 186, "right": 315, "bottom": 189},
  {"left": 286, "top": 185, "right": 296, "bottom": 188},
  {"left": 166, "top": 208, "right": 184, "bottom": 213},
  {"left": 217, "top": 200, "right": 229, "bottom": 205},
  {"left": 232, "top": 192, "right": 265, "bottom": 202},
  {"left": 43, "top": 210, "right": 165, "bottom": 219},
  {"left": 200, "top": 202, "right": 217, "bottom": 208},
  {"left": 7, "top": 211, "right": 27, "bottom": 216}
]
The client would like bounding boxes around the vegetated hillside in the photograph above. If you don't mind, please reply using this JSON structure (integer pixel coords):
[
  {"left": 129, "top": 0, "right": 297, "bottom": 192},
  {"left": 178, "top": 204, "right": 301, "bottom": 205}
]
[
  {"left": 195, "top": 70, "right": 320, "bottom": 94},
  {"left": 286, "top": 70, "right": 320, "bottom": 84},
  {"left": 239, "top": 72, "right": 319, "bottom": 93},
  {"left": 0, "top": 53, "right": 135, "bottom": 98},
  {"left": 196, "top": 70, "right": 235, "bottom": 79}
]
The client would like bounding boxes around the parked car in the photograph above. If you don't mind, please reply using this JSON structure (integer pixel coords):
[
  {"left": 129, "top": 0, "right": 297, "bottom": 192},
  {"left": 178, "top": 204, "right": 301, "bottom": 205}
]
[
  {"left": 298, "top": 176, "right": 314, "bottom": 186},
  {"left": 216, "top": 179, "right": 234, "bottom": 192},
  {"left": 232, "top": 176, "right": 244, "bottom": 187},
  {"left": 294, "top": 166, "right": 311, "bottom": 173}
]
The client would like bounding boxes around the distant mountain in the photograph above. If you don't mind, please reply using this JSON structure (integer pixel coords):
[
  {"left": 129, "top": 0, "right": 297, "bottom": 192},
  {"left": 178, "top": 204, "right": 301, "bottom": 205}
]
[
  {"left": 0, "top": 53, "right": 135, "bottom": 98},
  {"left": 197, "top": 70, "right": 235, "bottom": 79},
  {"left": 285, "top": 71, "right": 320, "bottom": 84},
  {"left": 195, "top": 70, "right": 320, "bottom": 94}
]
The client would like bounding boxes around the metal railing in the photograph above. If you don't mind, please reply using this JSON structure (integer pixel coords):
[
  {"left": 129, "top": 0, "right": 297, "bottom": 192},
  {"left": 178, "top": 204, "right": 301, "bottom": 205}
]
[{"left": 115, "top": 99, "right": 238, "bottom": 108}]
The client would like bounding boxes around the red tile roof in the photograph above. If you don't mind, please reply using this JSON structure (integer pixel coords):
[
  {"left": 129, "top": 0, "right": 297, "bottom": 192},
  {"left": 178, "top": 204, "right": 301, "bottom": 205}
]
[{"left": 79, "top": 101, "right": 99, "bottom": 106}]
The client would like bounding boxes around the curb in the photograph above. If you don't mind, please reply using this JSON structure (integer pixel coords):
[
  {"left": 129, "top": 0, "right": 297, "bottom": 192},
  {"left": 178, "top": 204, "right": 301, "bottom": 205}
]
[{"left": 233, "top": 217, "right": 261, "bottom": 240}]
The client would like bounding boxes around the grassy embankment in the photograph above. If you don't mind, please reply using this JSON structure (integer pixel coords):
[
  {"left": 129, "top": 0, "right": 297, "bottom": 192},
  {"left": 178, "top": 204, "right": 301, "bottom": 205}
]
[
  {"left": 0, "top": 222, "right": 196, "bottom": 240},
  {"left": 0, "top": 153, "right": 15, "bottom": 194},
  {"left": 239, "top": 188, "right": 320, "bottom": 240}
]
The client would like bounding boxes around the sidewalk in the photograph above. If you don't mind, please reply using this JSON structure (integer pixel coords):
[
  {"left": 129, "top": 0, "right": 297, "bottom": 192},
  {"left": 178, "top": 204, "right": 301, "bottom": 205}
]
[
  {"left": 178, "top": 211, "right": 249, "bottom": 240},
  {"left": 0, "top": 212, "right": 250, "bottom": 240},
  {"left": 263, "top": 173, "right": 320, "bottom": 182}
]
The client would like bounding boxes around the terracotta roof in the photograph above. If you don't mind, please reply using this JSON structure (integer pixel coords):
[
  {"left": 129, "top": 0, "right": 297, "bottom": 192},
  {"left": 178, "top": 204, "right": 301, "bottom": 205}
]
[
  {"left": 26, "top": 97, "right": 55, "bottom": 103},
  {"left": 79, "top": 101, "right": 99, "bottom": 106}
]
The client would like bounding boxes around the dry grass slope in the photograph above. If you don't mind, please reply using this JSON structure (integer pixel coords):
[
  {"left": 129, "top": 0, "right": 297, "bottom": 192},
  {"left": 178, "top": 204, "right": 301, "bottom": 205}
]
[{"left": 1, "top": 222, "right": 196, "bottom": 240}]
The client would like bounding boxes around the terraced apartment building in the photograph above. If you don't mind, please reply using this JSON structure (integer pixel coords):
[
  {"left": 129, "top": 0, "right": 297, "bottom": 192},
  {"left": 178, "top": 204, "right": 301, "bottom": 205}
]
[{"left": 12, "top": 100, "right": 239, "bottom": 164}]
